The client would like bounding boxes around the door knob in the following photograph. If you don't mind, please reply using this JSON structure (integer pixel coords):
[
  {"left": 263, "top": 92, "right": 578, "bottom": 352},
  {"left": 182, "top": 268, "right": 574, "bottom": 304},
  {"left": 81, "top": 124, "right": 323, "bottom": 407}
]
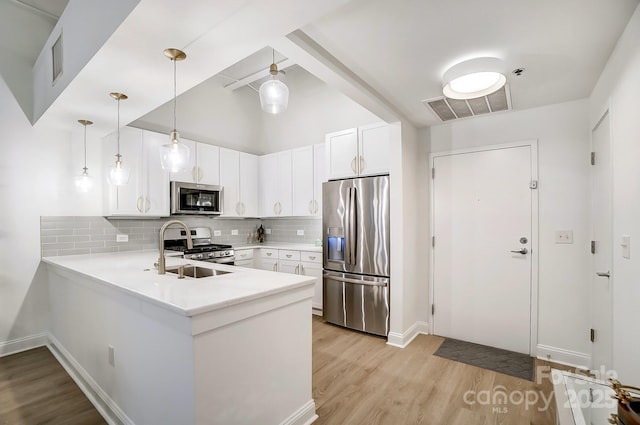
[
  {"left": 596, "top": 271, "right": 610, "bottom": 278},
  {"left": 510, "top": 248, "right": 528, "bottom": 255}
]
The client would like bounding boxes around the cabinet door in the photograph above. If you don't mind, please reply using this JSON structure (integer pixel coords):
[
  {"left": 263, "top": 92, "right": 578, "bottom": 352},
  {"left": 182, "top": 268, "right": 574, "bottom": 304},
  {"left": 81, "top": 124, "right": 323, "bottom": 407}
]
[
  {"left": 313, "top": 143, "right": 326, "bottom": 216},
  {"left": 259, "top": 154, "right": 278, "bottom": 217},
  {"left": 195, "top": 143, "right": 220, "bottom": 185},
  {"left": 358, "top": 123, "right": 390, "bottom": 176},
  {"left": 301, "top": 261, "right": 323, "bottom": 313},
  {"left": 326, "top": 128, "right": 358, "bottom": 180},
  {"left": 279, "top": 260, "right": 300, "bottom": 275},
  {"left": 239, "top": 152, "right": 258, "bottom": 217},
  {"left": 258, "top": 258, "right": 278, "bottom": 272},
  {"left": 292, "top": 146, "right": 314, "bottom": 216},
  {"left": 142, "top": 131, "right": 170, "bottom": 216},
  {"left": 169, "top": 138, "right": 197, "bottom": 183},
  {"left": 219, "top": 148, "right": 240, "bottom": 217},
  {"left": 104, "top": 127, "right": 143, "bottom": 216},
  {"left": 276, "top": 150, "right": 293, "bottom": 216}
]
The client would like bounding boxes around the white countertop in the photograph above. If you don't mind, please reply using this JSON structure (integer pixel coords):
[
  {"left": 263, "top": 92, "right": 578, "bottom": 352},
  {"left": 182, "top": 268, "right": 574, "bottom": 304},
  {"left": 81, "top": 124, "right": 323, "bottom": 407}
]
[
  {"left": 43, "top": 251, "right": 314, "bottom": 317},
  {"left": 233, "top": 242, "right": 322, "bottom": 252}
]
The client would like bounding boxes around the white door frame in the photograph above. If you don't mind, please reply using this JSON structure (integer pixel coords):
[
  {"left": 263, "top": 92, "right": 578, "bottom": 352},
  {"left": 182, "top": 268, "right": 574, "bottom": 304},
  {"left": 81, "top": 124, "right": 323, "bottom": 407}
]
[{"left": 428, "top": 140, "right": 539, "bottom": 355}]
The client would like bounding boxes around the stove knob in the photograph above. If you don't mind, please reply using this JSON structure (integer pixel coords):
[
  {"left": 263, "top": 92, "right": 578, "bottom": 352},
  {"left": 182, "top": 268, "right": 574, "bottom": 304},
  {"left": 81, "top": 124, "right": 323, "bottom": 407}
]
[
  {"left": 225, "top": 250, "right": 231, "bottom": 256},
  {"left": 195, "top": 253, "right": 204, "bottom": 260},
  {"left": 208, "top": 252, "right": 216, "bottom": 259}
]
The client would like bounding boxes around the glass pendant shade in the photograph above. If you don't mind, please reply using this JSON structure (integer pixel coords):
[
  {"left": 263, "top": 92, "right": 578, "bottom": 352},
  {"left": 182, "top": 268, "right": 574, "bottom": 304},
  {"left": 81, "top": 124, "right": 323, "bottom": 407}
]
[
  {"left": 75, "top": 169, "right": 94, "bottom": 193},
  {"left": 109, "top": 158, "right": 130, "bottom": 186},
  {"left": 160, "top": 130, "right": 190, "bottom": 172},
  {"left": 259, "top": 78, "right": 289, "bottom": 114}
]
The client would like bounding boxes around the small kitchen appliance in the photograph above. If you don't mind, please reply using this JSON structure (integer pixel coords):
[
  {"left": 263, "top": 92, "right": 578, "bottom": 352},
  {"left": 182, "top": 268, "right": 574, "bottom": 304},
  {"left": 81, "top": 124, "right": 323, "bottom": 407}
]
[{"left": 163, "top": 227, "right": 234, "bottom": 264}]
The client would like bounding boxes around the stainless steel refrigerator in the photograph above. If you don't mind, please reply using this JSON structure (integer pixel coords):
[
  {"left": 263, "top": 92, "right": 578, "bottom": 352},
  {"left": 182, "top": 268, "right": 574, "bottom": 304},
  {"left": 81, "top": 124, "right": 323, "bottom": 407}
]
[{"left": 322, "top": 175, "right": 390, "bottom": 336}]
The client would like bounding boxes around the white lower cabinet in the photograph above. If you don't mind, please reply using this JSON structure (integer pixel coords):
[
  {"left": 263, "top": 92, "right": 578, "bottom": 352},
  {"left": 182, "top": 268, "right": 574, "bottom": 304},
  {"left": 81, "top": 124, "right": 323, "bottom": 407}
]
[
  {"left": 234, "top": 248, "right": 254, "bottom": 268},
  {"left": 300, "top": 252, "right": 323, "bottom": 315},
  {"left": 258, "top": 248, "right": 279, "bottom": 271}
]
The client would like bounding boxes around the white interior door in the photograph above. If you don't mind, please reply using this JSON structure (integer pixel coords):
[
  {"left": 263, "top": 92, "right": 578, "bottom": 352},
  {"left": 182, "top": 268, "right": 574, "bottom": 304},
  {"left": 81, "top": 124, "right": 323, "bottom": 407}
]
[
  {"left": 590, "top": 112, "right": 613, "bottom": 373},
  {"left": 432, "top": 144, "right": 535, "bottom": 354}
]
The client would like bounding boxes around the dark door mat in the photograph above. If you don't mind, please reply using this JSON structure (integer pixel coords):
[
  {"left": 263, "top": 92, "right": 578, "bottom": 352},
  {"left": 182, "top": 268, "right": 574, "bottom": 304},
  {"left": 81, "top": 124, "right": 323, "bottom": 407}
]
[{"left": 434, "top": 338, "right": 534, "bottom": 381}]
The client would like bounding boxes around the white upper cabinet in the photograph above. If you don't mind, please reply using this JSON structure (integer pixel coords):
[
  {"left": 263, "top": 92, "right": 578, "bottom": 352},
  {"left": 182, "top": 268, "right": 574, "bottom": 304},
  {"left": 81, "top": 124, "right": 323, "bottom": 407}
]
[
  {"left": 170, "top": 139, "right": 220, "bottom": 186},
  {"left": 326, "top": 123, "right": 391, "bottom": 180},
  {"left": 325, "top": 128, "right": 358, "bottom": 179},
  {"left": 103, "top": 127, "right": 169, "bottom": 217},
  {"left": 219, "top": 148, "right": 258, "bottom": 217},
  {"left": 259, "top": 151, "right": 292, "bottom": 217},
  {"left": 292, "top": 144, "right": 326, "bottom": 217}
]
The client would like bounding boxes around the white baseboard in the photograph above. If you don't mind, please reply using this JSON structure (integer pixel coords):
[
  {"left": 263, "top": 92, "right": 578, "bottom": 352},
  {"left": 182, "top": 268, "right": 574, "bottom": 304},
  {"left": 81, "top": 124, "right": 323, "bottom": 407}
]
[
  {"left": 387, "top": 321, "right": 429, "bottom": 348},
  {"left": 311, "top": 307, "right": 323, "bottom": 316},
  {"left": 0, "top": 333, "right": 49, "bottom": 357},
  {"left": 279, "top": 399, "right": 318, "bottom": 425},
  {"left": 536, "top": 344, "right": 591, "bottom": 370},
  {"left": 47, "top": 334, "right": 134, "bottom": 425}
]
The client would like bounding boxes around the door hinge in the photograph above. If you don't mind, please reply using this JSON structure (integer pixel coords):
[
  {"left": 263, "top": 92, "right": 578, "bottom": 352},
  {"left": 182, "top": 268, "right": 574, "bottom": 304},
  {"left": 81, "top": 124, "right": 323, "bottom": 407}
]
[
  {"left": 432, "top": 304, "right": 435, "bottom": 315},
  {"left": 590, "top": 152, "right": 595, "bottom": 165},
  {"left": 431, "top": 168, "right": 435, "bottom": 179},
  {"left": 529, "top": 180, "right": 538, "bottom": 189},
  {"left": 432, "top": 236, "right": 435, "bottom": 247},
  {"left": 590, "top": 328, "right": 595, "bottom": 342},
  {"left": 591, "top": 240, "right": 596, "bottom": 254}
]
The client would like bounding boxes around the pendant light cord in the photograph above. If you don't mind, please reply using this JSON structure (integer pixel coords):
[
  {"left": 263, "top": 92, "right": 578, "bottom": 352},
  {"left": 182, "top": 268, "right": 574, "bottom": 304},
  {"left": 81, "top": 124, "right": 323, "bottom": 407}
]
[
  {"left": 173, "top": 58, "right": 177, "bottom": 132},
  {"left": 116, "top": 98, "right": 121, "bottom": 157},
  {"left": 83, "top": 123, "right": 88, "bottom": 169}
]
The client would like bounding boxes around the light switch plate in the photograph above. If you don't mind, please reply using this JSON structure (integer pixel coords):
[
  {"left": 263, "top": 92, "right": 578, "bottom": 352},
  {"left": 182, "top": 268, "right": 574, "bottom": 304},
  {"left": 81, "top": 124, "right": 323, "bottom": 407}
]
[
  {"left": 555, "top": 230, "right": 573, "bottom": 244},
  {"left": 265, "top": 228, "right": 271, "bottom": 235},
  {"left": 213, "top": 230, "right": 222, "bottom": 237},
  {"left": 297, "top": 229, "right": 304, "bottom": 236},
  {"left": 621, "top": 235, "right": 631, "bottom": 259},
  {"left": 116, "top": 234, "right": 128, "bottom": 243},
  {"left": 231, "top": 229, "right": 238, "bottom": 236}
]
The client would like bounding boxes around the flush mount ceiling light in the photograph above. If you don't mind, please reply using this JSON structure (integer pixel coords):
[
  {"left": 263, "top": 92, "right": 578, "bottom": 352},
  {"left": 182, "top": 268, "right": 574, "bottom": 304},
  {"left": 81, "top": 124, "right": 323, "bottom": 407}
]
[
  {"left": 442, "top": 57, "right": 506, "bottom": 100},
  {"left": 108, "top": 92, "right": 130, "bottom": 186},
  {"left": 75, "top": 119, "right": 94, "bottom": 193},
  {"left": 259, "top": 49, "right": 289, "bottom": 114},
  {"left": 160, "top": 48, "right": 191, "bottom": 172}
]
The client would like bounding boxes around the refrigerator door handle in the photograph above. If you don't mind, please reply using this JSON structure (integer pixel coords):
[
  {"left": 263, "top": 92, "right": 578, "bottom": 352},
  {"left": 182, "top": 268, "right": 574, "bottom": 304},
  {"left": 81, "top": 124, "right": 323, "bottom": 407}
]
[
  {"left": 348, "top": 187, "right": 357, "bottom": 266},
  {"left": 323, "top": 273, "right": 388, "bottom": 287}
]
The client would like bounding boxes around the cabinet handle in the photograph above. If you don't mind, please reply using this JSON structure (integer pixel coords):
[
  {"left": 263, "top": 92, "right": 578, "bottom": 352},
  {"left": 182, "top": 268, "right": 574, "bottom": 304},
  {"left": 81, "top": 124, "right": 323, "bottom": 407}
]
[
  {"left": 300, "top": 264, "right": 304, "bottom": 274},
  {"left": 286, "top": 254, "right": 292, "bottom": 258},
  {"left": 136, "top": 197, "right": 143, "bottom": 213},
  {"left": 273, "top": 262, "right": 277, "bottom": 272},
  {"left": 309, "top": 256, "right": 316, "bottom": 260},
  {"left": 313, "top": 200, "right": 319, "bottom": 215},
  {"left": 308, "top": 200, "right": 314, "bottom": 214},
  {"left": 359, "top": 156, "right": 365, "bottom": 173},
  {"left": 295, "top": 264, "right": 300, "bottom": 274},
  {"left": 145, "top": 197, "right": 151, "bottom": 213},
  {"left": 266, "top": 252, "right": 272, "bottom": 256},
  {"left": 273, "top": 202, "right": 278, "bottom": 215},
  {"left": 198, "top": 167, "right": 203, "bottom": 182},
  {"left": 351, "top": 156, "right": 357, "bottom": 173},
  {"left": 239, "top": 202, "right": 245, "bottom": 216},
  {"left": 191, "top": 166, "right": 198, "bottom": 182}
]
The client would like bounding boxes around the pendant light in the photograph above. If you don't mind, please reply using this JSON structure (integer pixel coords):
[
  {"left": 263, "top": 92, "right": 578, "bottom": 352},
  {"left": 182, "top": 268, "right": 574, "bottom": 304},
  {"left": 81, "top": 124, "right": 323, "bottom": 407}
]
[
  {"left": 74, "top": 119, "right": 94, "bottom": 193},
  {"left": 259, "top": 49, "right": 289, "bottom": 114},
  {"left": 108, "top": 92, "right": 130, "bottom": 186},
  {"left": 160, "top": 48, "right": 190, "bottom": 172}
]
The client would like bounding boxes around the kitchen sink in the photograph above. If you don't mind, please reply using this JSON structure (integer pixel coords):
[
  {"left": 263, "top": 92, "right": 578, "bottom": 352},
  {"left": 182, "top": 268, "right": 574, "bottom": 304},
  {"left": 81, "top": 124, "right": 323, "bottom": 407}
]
[{"left": 166, "top": 265, "right": 231, "bottom": 279}]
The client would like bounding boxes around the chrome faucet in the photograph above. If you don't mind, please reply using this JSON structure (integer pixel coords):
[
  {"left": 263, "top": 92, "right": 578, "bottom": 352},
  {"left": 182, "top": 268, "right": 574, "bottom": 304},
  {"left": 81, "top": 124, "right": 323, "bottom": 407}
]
[{"left": 158, "top": 220, "right": 193, "bottom": 274}]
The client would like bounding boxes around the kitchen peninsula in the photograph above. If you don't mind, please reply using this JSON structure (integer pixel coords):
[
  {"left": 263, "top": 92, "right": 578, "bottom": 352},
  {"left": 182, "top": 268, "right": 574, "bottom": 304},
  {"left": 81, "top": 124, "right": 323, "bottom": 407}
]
[{"left": 43, "top": 251, "right": 317, "bottom": 425}]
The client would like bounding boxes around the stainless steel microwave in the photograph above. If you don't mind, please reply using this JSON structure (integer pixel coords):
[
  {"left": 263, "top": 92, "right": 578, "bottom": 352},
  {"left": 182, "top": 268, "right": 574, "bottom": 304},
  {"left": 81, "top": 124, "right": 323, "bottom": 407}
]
[{"left": 170, "top": 181, "right": 223, "bottom": 215}]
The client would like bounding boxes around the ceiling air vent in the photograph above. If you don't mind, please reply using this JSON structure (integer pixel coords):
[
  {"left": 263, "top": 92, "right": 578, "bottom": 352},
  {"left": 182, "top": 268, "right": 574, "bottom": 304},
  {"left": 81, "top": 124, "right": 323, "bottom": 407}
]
[{"left": 423, "top": 85, "right": 511, "bottom": 122}]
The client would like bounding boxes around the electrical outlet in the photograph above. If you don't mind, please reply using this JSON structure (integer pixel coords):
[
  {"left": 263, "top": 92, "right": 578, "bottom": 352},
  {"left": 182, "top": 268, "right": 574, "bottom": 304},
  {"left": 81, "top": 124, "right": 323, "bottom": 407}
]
[
  {"left": 555, "top": 230, "right": 573, "bottom": 244},
  {"left": 265, "top": 228, "right": 271, "bottom": 235},
  {"left": 297, "top": 229, "right": 304, "bottom": 236},
  {"left": 108, "top": 345, "right": 115, "bottom": 367},
  {"left": 231, "top": 229, "right": 238, "bottom": 236},
  {"left": 116, "top": 234, "right": 128, "bottom": 243},
  {"left": 213, "top": 230, "right": 222, "bottom": 237}
]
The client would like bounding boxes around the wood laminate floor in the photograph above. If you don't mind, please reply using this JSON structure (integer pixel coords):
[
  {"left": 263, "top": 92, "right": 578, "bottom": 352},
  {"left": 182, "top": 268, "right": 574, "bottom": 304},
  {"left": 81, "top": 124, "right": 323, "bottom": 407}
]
[
  {"left": 0, "top": 319, "right": 568, "bottom": 424},
  {"left": 0, "top": 346, "right": 106, "bottom": 425}
]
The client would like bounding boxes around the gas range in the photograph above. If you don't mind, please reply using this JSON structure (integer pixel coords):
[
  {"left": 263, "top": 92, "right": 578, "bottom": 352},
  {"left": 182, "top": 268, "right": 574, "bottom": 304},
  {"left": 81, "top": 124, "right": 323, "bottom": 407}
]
[{"left": 163, "top": 227, "right": 235, "bottom": 264}]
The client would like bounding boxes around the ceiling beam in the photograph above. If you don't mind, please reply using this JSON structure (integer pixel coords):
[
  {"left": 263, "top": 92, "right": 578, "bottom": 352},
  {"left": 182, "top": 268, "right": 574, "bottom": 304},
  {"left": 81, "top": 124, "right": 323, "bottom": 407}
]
[
  {"left": 271, "top": 29, "right": 410, "bottom": 125},
  {"left": 223, "top": 58, "right": 296, "bottom": 91}
]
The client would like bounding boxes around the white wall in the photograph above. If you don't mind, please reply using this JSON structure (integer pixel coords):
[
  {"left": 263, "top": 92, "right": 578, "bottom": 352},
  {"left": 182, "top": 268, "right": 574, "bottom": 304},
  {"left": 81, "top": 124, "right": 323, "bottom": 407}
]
[
  {"left": 429, "top": 100, "right": 592, "bottom": 364},
  {"left": 589, "top": 3, "right": 640, "bottom": 384},
  {"left": 0, "top": 74, "right": 102, "bottom": 354}
]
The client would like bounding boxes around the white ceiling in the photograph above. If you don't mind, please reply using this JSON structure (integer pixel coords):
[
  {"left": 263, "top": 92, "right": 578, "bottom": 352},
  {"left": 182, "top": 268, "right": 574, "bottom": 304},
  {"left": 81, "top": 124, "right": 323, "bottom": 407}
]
[{"left": 5, "top": 0, "right": 640, "bottom": 133}]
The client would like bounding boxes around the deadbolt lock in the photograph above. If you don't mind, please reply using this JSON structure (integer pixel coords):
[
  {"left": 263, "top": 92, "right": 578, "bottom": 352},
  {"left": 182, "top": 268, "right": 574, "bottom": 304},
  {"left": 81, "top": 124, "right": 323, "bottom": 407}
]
[{"left": 520, "top": 237, "right": 528, "bottom": 244}]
